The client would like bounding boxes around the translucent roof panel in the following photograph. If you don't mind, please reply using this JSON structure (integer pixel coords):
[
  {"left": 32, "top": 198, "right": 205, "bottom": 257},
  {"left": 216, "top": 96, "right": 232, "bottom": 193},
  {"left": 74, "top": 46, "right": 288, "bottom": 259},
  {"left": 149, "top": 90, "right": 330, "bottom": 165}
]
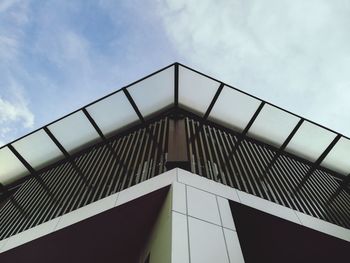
[
  {"left": 285, "top": 121, "right": 337, "bottom": 162},
  {"left": 0, "top": 147, "right": 29, "bottom": 185},
  {"left": 179, "top": 66, "right": 220, "bottom": 115},
  {"left": 247, "top": 104, "right": 301, "bottom": 147},
  {"left": 86, "top": 91, "right": 140, "bottom": 137},
  {"left": 48, "top": 111, "right": 101, "bottom": 154},
  {"left": 321, "top": 137, "right": 350, "bottom": 175},
  {"left": 12, "top": 130, "right": 64, "bottom": 170},
  {"left": 128, "top": 66, "right": 174, "bottom": 118},
  {"left": 208, "top": 86, "right": 261, "bottom": 132}
]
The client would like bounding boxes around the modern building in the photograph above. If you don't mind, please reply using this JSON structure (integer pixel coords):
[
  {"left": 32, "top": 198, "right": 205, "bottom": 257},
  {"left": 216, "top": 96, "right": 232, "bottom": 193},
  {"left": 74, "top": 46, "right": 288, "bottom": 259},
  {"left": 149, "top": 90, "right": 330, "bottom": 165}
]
[{"left": 0, "top": 63, "right": 349, "bottom": 262}]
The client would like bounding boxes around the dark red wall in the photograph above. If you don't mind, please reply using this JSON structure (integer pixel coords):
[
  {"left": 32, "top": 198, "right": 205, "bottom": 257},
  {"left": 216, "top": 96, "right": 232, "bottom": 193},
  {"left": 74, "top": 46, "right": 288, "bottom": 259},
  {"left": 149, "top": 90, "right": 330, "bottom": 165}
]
[
  {"left": 0, "top": 186, "right": 170, "bottom": 263},
  {"left": 230, "top": 201, "right": 350, "bottom": 263}
]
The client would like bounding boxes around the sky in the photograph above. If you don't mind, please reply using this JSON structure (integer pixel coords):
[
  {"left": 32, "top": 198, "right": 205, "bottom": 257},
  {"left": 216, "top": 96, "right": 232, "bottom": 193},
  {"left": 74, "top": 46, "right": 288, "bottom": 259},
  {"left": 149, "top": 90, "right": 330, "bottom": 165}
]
[{"left": 1, "top": 0, "right": 350, "bottom": 146}]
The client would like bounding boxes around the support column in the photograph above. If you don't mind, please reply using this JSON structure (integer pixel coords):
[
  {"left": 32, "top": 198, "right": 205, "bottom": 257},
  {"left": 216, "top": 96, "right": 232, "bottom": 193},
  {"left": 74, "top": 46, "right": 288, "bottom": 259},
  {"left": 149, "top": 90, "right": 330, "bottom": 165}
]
[{"left": 166, "top": 117, "right": 190, "bottom": 171}]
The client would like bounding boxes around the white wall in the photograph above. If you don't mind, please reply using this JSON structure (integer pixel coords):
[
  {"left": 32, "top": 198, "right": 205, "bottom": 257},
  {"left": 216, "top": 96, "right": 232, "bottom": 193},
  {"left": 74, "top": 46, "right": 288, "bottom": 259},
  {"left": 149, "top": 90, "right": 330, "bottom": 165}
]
[
  {"left": 171, "top": 177, "right": 245, "bottom": 263},
  {"left": 140, "top": 188, "right": 172, "bottom": 263},
  {"left": 1, "top": 168, "right": 349, "bottom": 260}
]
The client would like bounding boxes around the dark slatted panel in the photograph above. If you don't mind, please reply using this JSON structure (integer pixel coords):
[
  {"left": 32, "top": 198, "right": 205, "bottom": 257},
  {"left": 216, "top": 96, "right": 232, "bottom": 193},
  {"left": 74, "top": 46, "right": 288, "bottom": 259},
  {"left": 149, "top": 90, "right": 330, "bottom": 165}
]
[
  {"left": 185, "top": 117, "right": 350, "bottom": 229},
  {"left": 1, "top": 114, "right": 350, "bottom": 241},
  {"left": 0, "top": 118, "right": 168, "bottom": 240}
]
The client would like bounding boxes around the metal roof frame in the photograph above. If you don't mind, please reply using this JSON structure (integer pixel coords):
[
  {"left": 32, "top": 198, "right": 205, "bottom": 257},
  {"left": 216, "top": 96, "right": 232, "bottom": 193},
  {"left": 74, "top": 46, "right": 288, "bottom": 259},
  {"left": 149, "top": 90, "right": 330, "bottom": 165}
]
[{"left": 1, "top": 62, "right": 350, "bottom": 193}]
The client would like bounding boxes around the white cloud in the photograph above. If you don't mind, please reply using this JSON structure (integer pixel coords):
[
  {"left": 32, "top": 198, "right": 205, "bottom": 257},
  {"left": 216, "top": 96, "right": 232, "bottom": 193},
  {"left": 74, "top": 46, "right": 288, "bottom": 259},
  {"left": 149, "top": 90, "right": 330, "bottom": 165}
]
[
  {"left": 0, "top": 80, "right": 34, "bottom": 129},
  {"left": 0, "top": 97, "right": 33, "bottom": 128},
  {"left": 0, "top": 0, "right": 34, "bottom": 145},
  {"left": 0, "top": 0, "right": 28, "bottom": 63},
  {"left": 156, "top": 0, "right": 350, "bottom": 135},
  {"left": 0, "top": 35, "right": 18, "bottom": 62},
  {"left": 0, "top": 0, "right": 22, "bottom": 13},
  {"left": 0, "top": 87, "right": 34, "bottom": 145}
]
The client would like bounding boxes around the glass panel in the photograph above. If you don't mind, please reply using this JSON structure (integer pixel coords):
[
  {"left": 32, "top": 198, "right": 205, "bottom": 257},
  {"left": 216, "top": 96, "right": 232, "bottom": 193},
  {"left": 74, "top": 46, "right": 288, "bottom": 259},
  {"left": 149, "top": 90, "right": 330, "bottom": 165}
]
[
  {"left": 86, "top": 91, "right": 140, "bottom": 137},
  {"left": 321, "top": 137, "right": 350, "bottom": 175},
  {"left": 128, "top": 66, "right": 174, "bottom": 118},
  {"left": 12, "top": 130, "right": 64, "bottom": 170},
  {"left": 0, "top": 147, "right": 29, "bottom": 185},
  {"left": 48, "top": 111, "right": 101, "bottom": 154},
  {"left": 285, "top": 121, "right": 337, "bottom": 162},
  {"left": 247, "top": 104, "right": 300, "bottom": 147},
  {"left": 179, "top": 66, "right": 220, "bottom": 115},
  {"left": 208, "top": 86, "right": 261, "bottom": 132}
]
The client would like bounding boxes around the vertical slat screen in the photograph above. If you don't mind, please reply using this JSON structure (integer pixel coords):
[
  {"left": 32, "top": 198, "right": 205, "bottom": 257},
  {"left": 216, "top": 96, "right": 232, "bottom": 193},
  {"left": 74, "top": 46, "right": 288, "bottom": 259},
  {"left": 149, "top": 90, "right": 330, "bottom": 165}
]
[
  {"left": 185, "top": 117, "right": 350, "bottom": 229},
  {"left": 1, "top": 114, "right": 349, "bottom": 241}
]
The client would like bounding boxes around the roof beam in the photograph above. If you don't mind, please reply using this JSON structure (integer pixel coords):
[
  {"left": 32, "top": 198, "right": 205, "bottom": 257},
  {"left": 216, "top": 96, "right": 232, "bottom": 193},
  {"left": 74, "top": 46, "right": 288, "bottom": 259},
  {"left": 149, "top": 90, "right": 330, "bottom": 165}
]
[
  {"left": 294, "top": 134, "right": 342, "bottom": 194},
  {"left": 281, "top": 119, "right": 304, "bottom": 150},
  {"left": 243, "top": 101, "right": 265, "bottom": 135},
  {"left": 7, "top": 145, "right": 59, "bottom": 206},
  {"left": 44, "top": 127, "right": 70, "bottom": 159},
  {"left": 326, "top": 176, "right": 350, "bottom": 205},
  {"left": 203, "top": 83, "right": 224, "bottom": 120},
  {"left": 44, "top": 127, "right": 95, "bottom": 191},
  {"left": 9, "top": 196, "right": 29, "bottom": 219},
  {"left": 185, "top": 100, "right": 266, "bottom": 165},
  {"left": 82, "top": 108, "right": 130, "bottom": 168},
  {"left": 82, "top": 108, "right": 106, "bottom": 140},
  {"left": 8, "top": 144, "right": 35, "bottom": 174},
  {"left": 259, "top": 119, "right": 304, "bottom": 180},
  {"left": 224, "top": 101, "right": 265, "bottom": 159},
  {"left": 84, "top": 105, "right": 160, "bottom": 171},
  {"left": 0, "top": 183, "right": 29, "bottom": 218},
  {"left": 123, "top": 89, "right": 144, "bottom": 123}
]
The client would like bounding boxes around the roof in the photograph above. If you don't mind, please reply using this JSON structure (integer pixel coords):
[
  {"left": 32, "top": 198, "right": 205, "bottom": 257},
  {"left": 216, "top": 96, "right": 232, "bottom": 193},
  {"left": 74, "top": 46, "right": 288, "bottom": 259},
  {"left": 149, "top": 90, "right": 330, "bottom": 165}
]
[{"left": 1, "top": 62, "right": 349, "bottom": 186}]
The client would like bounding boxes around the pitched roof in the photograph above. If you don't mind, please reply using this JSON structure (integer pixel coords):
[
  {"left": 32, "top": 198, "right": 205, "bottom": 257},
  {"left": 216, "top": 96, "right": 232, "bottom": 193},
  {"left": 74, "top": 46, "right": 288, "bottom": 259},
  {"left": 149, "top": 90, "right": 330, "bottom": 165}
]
[{"left": 1, "top": 62, "right": 349, "bottom": 186}]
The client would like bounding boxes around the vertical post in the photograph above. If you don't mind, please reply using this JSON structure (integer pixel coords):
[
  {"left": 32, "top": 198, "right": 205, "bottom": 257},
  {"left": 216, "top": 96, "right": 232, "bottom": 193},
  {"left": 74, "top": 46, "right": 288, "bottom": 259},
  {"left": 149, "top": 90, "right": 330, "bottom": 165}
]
[
  {"left": 174, "top": 63, "right": 179, "bottom": 107},
  {"left": 166, "top": 116, "right": 190, "bottom": 171}
]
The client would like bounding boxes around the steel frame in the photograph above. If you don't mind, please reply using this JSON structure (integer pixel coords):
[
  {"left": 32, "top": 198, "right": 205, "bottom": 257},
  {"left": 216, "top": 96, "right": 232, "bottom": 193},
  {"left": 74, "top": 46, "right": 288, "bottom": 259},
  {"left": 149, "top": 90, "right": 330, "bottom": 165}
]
[{"left": 1, "top": 62, "right": 349, "bottom": 197}]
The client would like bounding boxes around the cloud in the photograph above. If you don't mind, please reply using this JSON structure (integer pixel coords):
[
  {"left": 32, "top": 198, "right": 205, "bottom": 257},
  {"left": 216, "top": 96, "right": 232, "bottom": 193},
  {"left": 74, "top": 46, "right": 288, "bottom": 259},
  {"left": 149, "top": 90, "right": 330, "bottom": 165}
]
[
  {"left": 0, "top": 0, "right": 22, "bottom": 13},
  {"left": 0, "top": 86, "right": 34, "bottom": 146},
  {"left": 0, "top": 0, "right": 170, "bottom": 145},
  {"left": 156, "top": 0, "right": 350, "bottom": 135},
  {"left": 0, "top": 85, "right": 34, "bottom": 129},
  {"left": 0, "top": 0, "right": 34, "bottom": 145},
  {"left": 0, "top": 0, "right": 28, "bottom": 63},
  {"left": 0, "top": 97, "right": 33, "bottom": 127},
  {"left": 26, "top": 0, "right": 177, "bottom": 121},
  {"left": 0, "top": 35, "right": 19, "bottom": 62}
]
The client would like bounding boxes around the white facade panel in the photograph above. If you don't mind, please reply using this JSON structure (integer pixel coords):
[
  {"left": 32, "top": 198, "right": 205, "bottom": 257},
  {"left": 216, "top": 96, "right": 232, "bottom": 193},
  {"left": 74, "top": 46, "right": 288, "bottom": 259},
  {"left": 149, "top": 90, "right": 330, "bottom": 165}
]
[
  {"left": 1, "top": 168, "right": 349, "bottom": 256},
  {"left": 0, "top": 239, "right": 8, "bottom": 253},
  {"left": 177, "top": 169, "right": 240, "bottom": 202},
  {"left": 296, "top": 211, "right": 350, "bottom": 242},
  {"left": 115, "top": 169, "right": 177, "bottom": 206},
  {"left": 188, "top": 217, "right": 230, "bottom": 263},
  {"left": 171, "top": 182, "right": 187, "bottom": 214},
  {"left": 217, "top": 196, "right": 236, "bottom": 230},
  {"left": 2, "top": 217, "right": 60, "bottom": 252},
  {"left": 237, "top": 190, "right": 301, "bottom": 224},
  {"left": 187, "top": 186, "right": 221, "bottom": 225},
  {"left": 171, "top": 211, "right": 190, "bottom": 263},
  {"left": 223, "top": 228, "right": 245, "bottom": 263},
  {"left": 55, "top": 193, "right": 118, "bottom": 230}
]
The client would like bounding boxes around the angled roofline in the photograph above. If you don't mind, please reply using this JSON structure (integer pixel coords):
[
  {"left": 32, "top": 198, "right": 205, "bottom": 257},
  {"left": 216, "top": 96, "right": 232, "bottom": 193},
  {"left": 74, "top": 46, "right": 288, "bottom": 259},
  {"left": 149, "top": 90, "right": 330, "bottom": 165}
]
[
  {"left": 1, "top": 107, "right": 347, "bottom": 193},
  {"left": 1, "top": 61, "right": 348, "bottom": 150},
  {"left": 1, "top": 62, "right": 350, "bottom": 190},
  {"left": 0, "top": 63, "right": 177, "bottom": 149}
]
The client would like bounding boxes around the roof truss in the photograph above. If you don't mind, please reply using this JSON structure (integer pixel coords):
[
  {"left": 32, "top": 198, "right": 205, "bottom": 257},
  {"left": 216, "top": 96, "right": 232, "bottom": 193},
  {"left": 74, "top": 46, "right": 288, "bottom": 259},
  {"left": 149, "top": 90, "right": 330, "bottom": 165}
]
[{"left": 1, "top": 62, "right": 349, "bottom": 191}]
